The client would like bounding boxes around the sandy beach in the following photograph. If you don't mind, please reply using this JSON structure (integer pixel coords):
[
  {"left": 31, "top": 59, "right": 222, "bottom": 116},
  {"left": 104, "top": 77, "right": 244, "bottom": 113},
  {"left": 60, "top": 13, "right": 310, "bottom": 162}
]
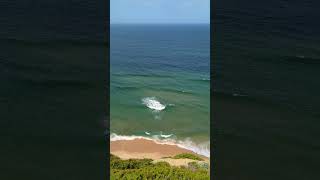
[{"left": 110, "top": 138, "right": 209, "bottom": 167}]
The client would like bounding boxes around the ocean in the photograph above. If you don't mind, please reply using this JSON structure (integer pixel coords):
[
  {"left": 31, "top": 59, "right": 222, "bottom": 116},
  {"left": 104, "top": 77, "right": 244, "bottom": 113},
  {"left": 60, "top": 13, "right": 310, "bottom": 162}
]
[
  {"left": 214, "top": 0, "right": 320, "bottom": 179},
  {"left": 110, "top": 24, "right": 210, "bottom": 157}
]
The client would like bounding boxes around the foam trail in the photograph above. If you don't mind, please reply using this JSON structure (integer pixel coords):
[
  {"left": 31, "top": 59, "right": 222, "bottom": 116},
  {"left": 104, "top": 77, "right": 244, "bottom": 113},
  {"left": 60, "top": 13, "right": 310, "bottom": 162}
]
[
  {"left": 142, "top": 97, "right": 166, "bottom": 111},
  {"left": 160, "top": 131, "right": 173, "bottom": 138},
  {"left": 160, "top": 134, "right": 173, "bottom": 138},
  {"left": 110, "top": 133, "right": 210, "bottom": 157}
]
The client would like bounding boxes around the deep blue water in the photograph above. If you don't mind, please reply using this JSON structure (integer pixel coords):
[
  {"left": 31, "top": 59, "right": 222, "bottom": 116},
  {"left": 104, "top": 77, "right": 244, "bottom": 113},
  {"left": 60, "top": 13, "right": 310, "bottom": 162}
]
[{"left": 111, "top": 24, "right": 209, "bottom": 76}]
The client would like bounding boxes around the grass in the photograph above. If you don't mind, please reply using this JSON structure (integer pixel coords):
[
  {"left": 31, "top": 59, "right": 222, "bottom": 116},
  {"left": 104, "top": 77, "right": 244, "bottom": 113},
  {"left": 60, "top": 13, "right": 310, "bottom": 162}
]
[
  {"left": 172, "top": 153, "right": 204, "bottom": 161},
  {"left": 110, "top": 154, "right": 209, "bottom": 180}
]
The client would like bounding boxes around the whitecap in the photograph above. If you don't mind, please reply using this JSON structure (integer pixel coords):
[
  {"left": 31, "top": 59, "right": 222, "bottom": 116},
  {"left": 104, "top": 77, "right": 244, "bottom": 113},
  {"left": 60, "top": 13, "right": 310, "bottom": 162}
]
[
  {"left": 160, "top": 134, "right": 173, "bottom": 138},
  {"left": 160, "top": 131, "right": 173, "bottom": 138},
  {"left": 142, "top": 97, "right": 166, "bottom": 111}
]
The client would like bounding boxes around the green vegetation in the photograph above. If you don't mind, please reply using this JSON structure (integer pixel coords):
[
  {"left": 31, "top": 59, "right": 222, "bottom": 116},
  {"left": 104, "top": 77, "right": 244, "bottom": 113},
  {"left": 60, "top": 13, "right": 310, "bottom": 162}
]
[
  {"left": 187, "top": 161, "right": 209, "bottom": 171},
  {"left": 172, "top": 153, "right": 204, "bottom": 161},
  {"left": 110, "top": 154, "right": 209, "bottom": 180}
]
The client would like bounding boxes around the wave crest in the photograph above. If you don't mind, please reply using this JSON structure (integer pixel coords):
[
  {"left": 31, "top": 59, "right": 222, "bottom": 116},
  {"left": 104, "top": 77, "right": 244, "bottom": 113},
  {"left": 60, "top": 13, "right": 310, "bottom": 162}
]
[{"left": 142, "top": 97, "right": 166, "bottom": 111}]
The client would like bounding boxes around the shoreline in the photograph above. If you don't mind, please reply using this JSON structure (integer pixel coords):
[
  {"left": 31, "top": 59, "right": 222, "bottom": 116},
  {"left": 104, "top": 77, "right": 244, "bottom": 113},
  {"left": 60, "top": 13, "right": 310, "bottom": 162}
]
[
  {"left": 110, "top": 138, "right": 210, "bottom": 167},
  {"left": 110, "top": 133, "right": 210, "bottom": 157}
]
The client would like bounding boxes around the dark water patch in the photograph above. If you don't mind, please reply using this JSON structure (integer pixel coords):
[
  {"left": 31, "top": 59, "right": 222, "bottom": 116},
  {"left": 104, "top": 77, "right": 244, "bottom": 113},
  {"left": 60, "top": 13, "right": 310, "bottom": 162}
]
[
  {"left": 213, "top": 91, "right": 318, "bottom": 117},
  {"left": 213, "top": 93, "right": 320, "bottom": 179},
  {"left": 282, "top": 55, "right": 320, "bottom": 65},
  {"left": 0, "top": 0, "right": 107, "bottom": 178},
  {"left": 15, "top": 77, "right": 95, "bottom": 89},
  {"left": 214, "top": 1, "right": 320, "bottom": 178},
  {"left": 0, "top": 59, "right": 59, "bottom": 74},
  {"left": 1, "top": 38, "right": 108, "bottom": 47}
]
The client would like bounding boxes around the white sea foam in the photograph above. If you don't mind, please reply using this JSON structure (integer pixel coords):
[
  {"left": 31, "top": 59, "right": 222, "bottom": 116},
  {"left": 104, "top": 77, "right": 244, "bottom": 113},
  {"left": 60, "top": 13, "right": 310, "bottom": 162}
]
[
  {"left": 160, "top": 131, "right": 173, "bottom": 138},
  {"left": 142, "top": 97, "right": 166, "bottom": 111},
  {"left": 110, "top": 133, "right": 210, "bottom": 157},
  {"left": 160, "top": 134, "right": 173, "bottom": 138},
  {"left": 145, "top": 131, "right": 151, "bottom": 135}
]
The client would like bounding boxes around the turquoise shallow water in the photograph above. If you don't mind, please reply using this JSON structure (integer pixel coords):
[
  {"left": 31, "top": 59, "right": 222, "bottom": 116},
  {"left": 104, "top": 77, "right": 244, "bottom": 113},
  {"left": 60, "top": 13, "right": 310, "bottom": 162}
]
[{"left": 110, "top": 24, "right": 210, "bottom": 155}]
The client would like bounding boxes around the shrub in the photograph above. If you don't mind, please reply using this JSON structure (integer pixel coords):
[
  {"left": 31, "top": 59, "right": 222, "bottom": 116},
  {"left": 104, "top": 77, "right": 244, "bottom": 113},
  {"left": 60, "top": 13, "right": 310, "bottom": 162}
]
[
  {"left": 172, "top": 153, "right": 204, "bottom": 161},
  {"left": 110, "top": 154, "right": 209, "bottom": 180}
]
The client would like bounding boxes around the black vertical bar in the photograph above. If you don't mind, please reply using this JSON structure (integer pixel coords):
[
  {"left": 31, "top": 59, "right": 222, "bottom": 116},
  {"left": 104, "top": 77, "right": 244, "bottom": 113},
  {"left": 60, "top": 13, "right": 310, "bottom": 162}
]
[
  {"left": 106, "top": 0, "right": 110, "bottom": 178},
  {"left": 0, "top": 0, "right": 108, "bottom": 179},
  {"left": 210, "top": 0, "right": 216, "bottom": 178}
]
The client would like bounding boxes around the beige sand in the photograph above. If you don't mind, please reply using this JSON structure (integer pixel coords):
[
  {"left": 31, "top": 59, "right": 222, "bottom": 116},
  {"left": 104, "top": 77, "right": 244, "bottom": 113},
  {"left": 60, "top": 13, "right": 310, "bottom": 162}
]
[{"left": 110, "top": 138, "right": 209, "bottom": 167}]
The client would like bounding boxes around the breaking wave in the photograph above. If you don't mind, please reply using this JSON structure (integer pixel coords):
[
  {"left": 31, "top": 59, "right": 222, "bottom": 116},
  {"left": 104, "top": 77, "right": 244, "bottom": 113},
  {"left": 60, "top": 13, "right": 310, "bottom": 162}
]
[{"left": 142, "top": 97, "right": 166, "bottom": 111}]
